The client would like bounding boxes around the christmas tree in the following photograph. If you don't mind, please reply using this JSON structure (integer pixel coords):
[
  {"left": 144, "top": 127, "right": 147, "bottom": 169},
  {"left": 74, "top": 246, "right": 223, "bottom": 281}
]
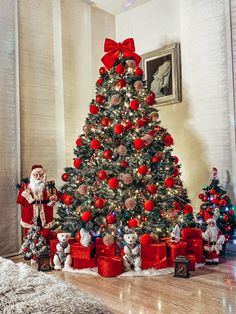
[
  {"left": 57, "top": 38, "right": 195, "bottom": 242},
  {"left": 20, "top": 219, "right": 48, "bottom": 260},
  {"left": 196, "top": 167, "right": 236, "bottom": 242}
]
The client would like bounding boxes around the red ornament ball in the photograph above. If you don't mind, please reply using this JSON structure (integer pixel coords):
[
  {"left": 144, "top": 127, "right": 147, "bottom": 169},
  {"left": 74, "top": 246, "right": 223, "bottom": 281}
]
[
  {"left": 145, "top": 94, "right": 155, "bottom": 106},
  {"left": 199, "top": 194, "right": 204, "bottom": 200},
  {"left": 137, "top": 119, "right": 146, "bottom": 128},
  {"left": 138, "top": 165, "right": 149, "bottom": 175},
  {"left": 96, "top": 94, "right": 105, "bottom": 104},
  {"left": 73, "top": 158, "right": 82, "bottom": 169},
  {"left": 219, "top": 199, "right": 227, "bottom": 207},
  {"left": 81, "top": 211, "right": 92, "bottom": 222},
  {"left": 94, "top": 198, "right": 106, "bottom": 209},
  {"left": 115, "top": 64, "right": 125, "bottom": 74},
  {"left": 203, "top": 195, "right": 209, "bottom": 202},
  {"left": 211, "top": 198, "right": 220, "bottom": 205},
  {"left": 173, "top": 156, "right": 179, "bottom": 164},
  {"left": 229, "top": 209, "right": 234, "bottom": 215},
  {"left": 124, "top": 120, "right": 134, "bottom": 130},
  {"left": 134, "top": 67, "right": 143, "bottom": 76},
  {"left": 89, "top": 104, "right": 99, "bottom": 114},
  {"left": 163, "top": 134, "right": 174, "bottom": 146},
  {"left": 183, "top": 204, "right": 193, "bottom": 215},
  {"left": 172, "top": 168, "right": 179, "bottom": 177},
  {"left": 61, "top": 173, "right": 69, "bottom": 182},
  {"left": 133, "top": 138, "right": 145, "bottom": 150},
  {"left": 151, "top": 154, "right": 162, "bottom": 163},
  {"left": 164, "top": 177, "right": 175, "bottom": 188},
  {"left": 103, "top": 149, "right": 112, "bottom": 159},
  {"left": 34, "top": 239, "right": 38, "bottom": 244},
  {"left": 140, "top": 234, "right": 153, "bottom": 246},
  {"left": 106, "top": 213, "right": 116, "bottom": 224},
  {"left": 223, "top": 214, "right": 229, "bottom": 221},
  {"left": 127, "top": 218, "right": 139, "bottom": 228},
  {"left": 146, "top": 184, "right": 157, "bottom": 194},
  {"left": 117, "top": 79, "right": 126, "bottom": 89},
  {"left": 23, "top": 247, "right": 28, "bottom": 252},
  {"left": 63, "top": 195, "right": 74, "bottom": 205},
  {"left": 99, "top": 66, "right": 106, "bottom": 76},
  {"left": 97, "top": 170, "right": 108, "bottom": 180},
  {"left": 96, "top": 78, "right": 104, "bottom": 86},
  {"left": 76, "top": 137, "right": 83, "bottom": 146},
  {"left": 209, "top": 189, "right": 216, "bottom": 195},
  {"left": 114, "top": 124, "right": 124, "bottom": 134},
  {"left": 198, "top": 210, "right": 204, "bottom": 217},
  {"left": 90, "top": 139, "right": 101, "bottom": 150},
  {"left": 101, "top": 117, "right": 111, "bottom": 127},
  {"left": 144, "top": 200, "right": 155, "bottom": 212},
  {"left": 119, "top": 160, "right": 129, "bottom": 168},
  {"left": 108, "top": 178, "right": 119, "bottom": 189},
  {"left": 129, "top": 99, "right": 139, "bottom": 111}
]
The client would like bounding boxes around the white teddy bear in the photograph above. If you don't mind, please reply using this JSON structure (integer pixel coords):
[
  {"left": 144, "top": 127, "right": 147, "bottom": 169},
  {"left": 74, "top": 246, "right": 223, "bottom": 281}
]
[
  {"left": 53, "top": 233, "right": 71, "bottom": 270},
  {"left": 80, "top": 228, "right": 92, "bottom": 247},
  {"left": 123, "top": 233, "right": 142, "bottom": 272}
]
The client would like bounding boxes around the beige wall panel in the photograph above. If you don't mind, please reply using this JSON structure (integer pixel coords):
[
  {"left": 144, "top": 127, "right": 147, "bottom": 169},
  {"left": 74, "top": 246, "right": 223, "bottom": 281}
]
[{"left": 0, "top": 0, "right": 20, "bottom": 255}]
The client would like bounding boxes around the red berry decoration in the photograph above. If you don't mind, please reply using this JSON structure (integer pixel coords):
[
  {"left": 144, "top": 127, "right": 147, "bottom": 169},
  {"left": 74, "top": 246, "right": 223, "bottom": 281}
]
[
  {"left": 99, "top": 66, "right": 106, "bottom": 76},
  {"left": 73, "top": 158, "right": 82, "bottom": 169},
  {"left": 163, "top": 134, "right": 174, "bottom": 146},
  {"left": 164, "top": 177, "right": 175, "bottom": 188},
  {"left": 106, "top": 213, "right": 116, "bottom": 224},
  {"left": 140, "top": 234, "right": 153, "bottom": 246},
  {"left": 183, "top": 204, "right": 193, "bottom": 215},
  {"left": 199, "top": 194, "right": 204, "bottom": 199},
  {"left": 76, "top": 137, "right": 83, "bottom": 146},
  {"left": 134, "top": 67, "right": 143, "bottom": 76},
  {"left": 146, "top": 184, "right": 157, "bottom": 194},
  {"left": 94, "top": 198, "right": 106, "bottom": 208},
  {"left": 23, "top": 247, "right": 28, "bottom": 252},
  {"left": 97, "top": 170, "right": 107, "bottom": 180},
  {"left": 127, "top": 218, "right": 139, "bottom": 228},
  {"left": 117, "top": 79, "right": 126, "bottom": 89},
  {"left": 209, "top": 189, "right": 216, "bottom": 195},
  {"left": 173, "top": 156, "right": 179, "bottom": 164},
  {"left": 219, "top": 199, "right": 227, "bottom": 207},
  {"left": 144, "top": 200, "right": 155, "bottom": 212},
  {"left": 115, "top": 64, "right": 125, "bottom": 74},
  {"left": 91, "top": 139, "right": 101, "bottom": 150},
  {"left": 81, "top": 211, "right": 92, "bottom": 222},
  {"left": 203, "top": 195, "right": 208, "bottom": 202},
  {"left": 61, "top": 173, "right": 69, "bottom": 182},
  {"left": 89, "top": 104, "right": 99, "bottom": 114},
  {"left": 108, "top": 178, "right": 119, "bottom": 189},
  {"left": 114, "top": 124, "right": 124, "bottom": 134},
  {"left": 129, "top": 99, "right": 139, "bottom": 110},
  {"left": 145, "top": 94, "right": 155, "bottom": 106},
  {"left": 124, "top": 120, "right": 134, "bottom": 129},
  {"left": 229, "top": 209, "right": 234, "bottom": 215},
  {"left": 64, "top": 195, "right": 74, "bottom": 205},
  {"left": 103, "top": 149, "right": 112, "bottom": 159},
  {"left": 211, "top": 198, "right": 219, "bottom": 205},
  {"left": 96, "top": 94, "right": 105, "bottom": 104},
  {"left": 96, "top": 78, "right": 104, "bottom": 85},
  {"left": 138, "top": 165, "right": 149, "bottom": 175},
  {"left": 133, "top": 138, "right": 145, "bottom": 150},
  {"left": 223, "top": 214, "right": 229, "bottom": 221},
  {"left": 101, "top": 117, "right": 111, "bottom": 127},
  {"left": 137, "top": 119, "right": 146, "bottom": 128},
  {"left": 34, "top": 240, "right": 38, "bottom": 244},
  {"left": 119, "top": 160, "right": 129, "bottom": 168},
  {"left": 151, "top": 154, "right": 162, "bottom": 163}
]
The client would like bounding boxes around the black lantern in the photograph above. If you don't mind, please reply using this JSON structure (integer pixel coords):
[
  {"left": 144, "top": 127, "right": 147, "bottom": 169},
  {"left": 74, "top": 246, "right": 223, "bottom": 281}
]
[
  {"left": 37, "top": 253, "right": 51, "bottom": 272},
  {"left": 174, "top": 256, "right": 190, "bottom": 278}
]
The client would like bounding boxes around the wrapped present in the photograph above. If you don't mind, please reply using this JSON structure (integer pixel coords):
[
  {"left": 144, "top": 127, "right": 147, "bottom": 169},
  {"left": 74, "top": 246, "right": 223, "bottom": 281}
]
[
  {"left": 141, "top": 255, "right": 167, "bottom": 270},
  {"left": 166, "top": 240, "right": 187, "bottom": 267},
  {"left": 95, "top": 237, "right": 117, "bottom": 257},
  {"left": 70, "top": 242, "right": 95, "bottom": 260},
  {"left": 187, "top": 254, "right": 196, "bottom": 271},
  {"left": 73, "top": 257, "right": 96, "bottom": 269},
  {"left": 186, "top": 238, "right": 204, "bottom": 263},
  {"left": 50, "top": 238, "right": 75, "bottom": 263},
  {"left": 98, "top": 256, "right": 123, "bottom": 277},
  {"left": 141, "top": 243, "right": 166, "bottom": 262}
]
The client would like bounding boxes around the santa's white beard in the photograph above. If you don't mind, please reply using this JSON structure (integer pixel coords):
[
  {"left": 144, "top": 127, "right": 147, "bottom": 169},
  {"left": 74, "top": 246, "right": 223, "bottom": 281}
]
[
  {"left": 207, "top": 225, "right": 219, "bottom": 242},
  {"left": 29, "top": 176, "right": 46, "bottom": 195}
]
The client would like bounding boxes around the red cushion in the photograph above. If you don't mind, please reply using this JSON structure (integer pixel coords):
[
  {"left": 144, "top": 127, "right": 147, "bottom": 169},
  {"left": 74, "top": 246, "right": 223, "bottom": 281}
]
[{"left": 181, "top": 228, "right": 202, "bottom": 239}]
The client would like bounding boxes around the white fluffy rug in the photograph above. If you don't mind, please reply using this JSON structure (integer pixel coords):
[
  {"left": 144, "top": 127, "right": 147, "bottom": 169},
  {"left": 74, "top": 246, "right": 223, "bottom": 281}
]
[{"left": 0, "top": 257, "right": 111, "bottom": 314}]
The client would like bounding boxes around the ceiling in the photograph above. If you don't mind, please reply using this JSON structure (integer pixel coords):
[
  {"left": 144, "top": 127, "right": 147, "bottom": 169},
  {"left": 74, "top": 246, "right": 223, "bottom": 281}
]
[{"left": 89, "top": 0, "right": 152, "bottom": 15}]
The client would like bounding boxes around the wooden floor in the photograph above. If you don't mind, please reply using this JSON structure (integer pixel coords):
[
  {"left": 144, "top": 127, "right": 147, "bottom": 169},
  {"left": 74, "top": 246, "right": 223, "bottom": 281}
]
[{"left": 10, "top": 255, "right": 236, "bottom": 314}]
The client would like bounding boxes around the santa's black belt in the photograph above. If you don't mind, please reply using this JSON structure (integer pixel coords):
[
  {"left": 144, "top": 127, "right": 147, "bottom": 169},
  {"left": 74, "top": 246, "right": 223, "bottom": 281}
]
[
  {"left": 32, "top": 200, "right": 50, "bottom": 205},
  {"left": 208, "top": 242, "right": 216, "bottom": 245}
]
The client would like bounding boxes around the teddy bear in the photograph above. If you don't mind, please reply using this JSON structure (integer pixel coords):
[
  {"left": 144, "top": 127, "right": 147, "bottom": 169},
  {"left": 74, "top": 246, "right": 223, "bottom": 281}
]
[
  {"left": 80, "top": 228, "right": 92, "bottom": 247},
  {"left": 123, "top": 233, "right": 142, "bottom": 271},
  {"left": 53, "top": 233, "right": 71, "bottom": 270}
]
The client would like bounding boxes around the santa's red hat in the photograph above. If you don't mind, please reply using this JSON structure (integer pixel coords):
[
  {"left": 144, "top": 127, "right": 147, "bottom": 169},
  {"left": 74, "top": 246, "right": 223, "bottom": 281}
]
[{"left": 31, "top": 164, "right": 44, "bottom": 175}]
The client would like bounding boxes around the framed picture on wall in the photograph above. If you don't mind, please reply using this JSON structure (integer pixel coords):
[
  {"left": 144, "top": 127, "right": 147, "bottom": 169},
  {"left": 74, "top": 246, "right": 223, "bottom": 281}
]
[{"left": 141, "top": 43, "right": 181, "bottom": 106}]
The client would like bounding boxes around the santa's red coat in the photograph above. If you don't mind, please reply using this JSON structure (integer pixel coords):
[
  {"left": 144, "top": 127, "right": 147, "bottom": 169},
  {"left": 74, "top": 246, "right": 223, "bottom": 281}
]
[{"left": 17, "top": 185, "right": 59, "bottom": 229}]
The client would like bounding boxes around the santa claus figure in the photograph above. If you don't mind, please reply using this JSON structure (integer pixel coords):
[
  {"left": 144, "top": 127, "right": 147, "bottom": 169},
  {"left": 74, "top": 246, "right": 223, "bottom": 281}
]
[
  {"left": 202, "top": 218, "right": 225, "bottom": 265},
  {"left": 17, "top": 165, "right": 59, "bottom": 241}
]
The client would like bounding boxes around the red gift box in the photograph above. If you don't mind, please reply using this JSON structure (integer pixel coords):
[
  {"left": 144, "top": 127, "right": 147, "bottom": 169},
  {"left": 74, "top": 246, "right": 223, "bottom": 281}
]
[
  {"left": 70, "top": 242, "right": 94, "bottom": 260},
  {"left": 95, "top": 238, "right": 117, "bottom": 257},
  {"left": 166, "top": 240, "right": 187, "bottom": 267},
  {"left": 97, "top": 256, "right": 123, "bottom": 277},
  {"left": 50, "top": 238, "right": 75, "bottom": 263},
  {"left": 186, "top": 239, "right": 204, "bottom": 263},
  {"left": 141, "top": 243, "right": 167, "bottom": 269},
  {"left": 73, "top": 257, "right": 96, "bottom": 269},
  {"left": 187, "top": 254, "right": 196, "bottom": 271}
]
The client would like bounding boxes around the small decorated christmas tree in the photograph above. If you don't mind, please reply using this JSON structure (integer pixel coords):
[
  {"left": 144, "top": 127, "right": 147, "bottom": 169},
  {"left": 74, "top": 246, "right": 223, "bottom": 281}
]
[
  {"left": 20, "top": 218, "right": 48, "bottom": 260},
  {"left": 196, "top": 167, "right": 236, "bottom": 242},
  {"left": 56, "top": 38, "right": 195, "bottom": 242}
]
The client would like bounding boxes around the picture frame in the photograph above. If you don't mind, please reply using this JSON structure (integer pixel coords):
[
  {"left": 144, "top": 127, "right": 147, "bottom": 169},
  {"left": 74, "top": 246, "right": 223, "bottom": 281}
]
[{"left": 141, "top": 43, "right": 181, "bottom": 106}]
